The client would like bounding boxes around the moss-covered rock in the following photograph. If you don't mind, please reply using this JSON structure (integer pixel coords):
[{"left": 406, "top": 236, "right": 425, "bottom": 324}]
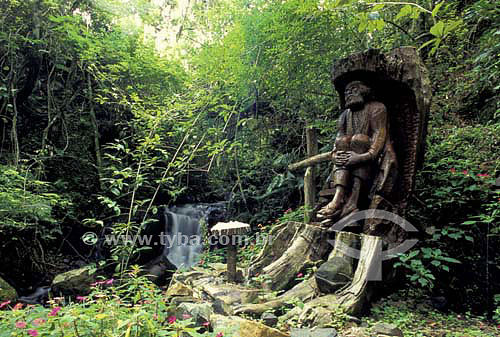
[
  {"left": 210, "top": 314, "right": 289, "bottom": 337},
  {"left": 51, "top": 266, "right": 96, "bottom": 295},
  {"left": 0, "top": 277, "right": 17, "bottom": 301}
]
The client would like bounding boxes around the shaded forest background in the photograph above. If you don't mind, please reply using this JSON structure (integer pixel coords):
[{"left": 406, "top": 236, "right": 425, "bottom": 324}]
[{"left": 0, "top": 0, "right": 499, "bottom": 317}]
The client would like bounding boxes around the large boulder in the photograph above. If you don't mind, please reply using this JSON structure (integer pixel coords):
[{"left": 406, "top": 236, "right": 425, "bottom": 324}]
[
  {"left": 172, "top": 302, "right": 214, "bottom": 327},
  {"left": 51, "top": 266, "right": 96, "bottom": 295},
  {"left": 166, "top": 282, "right": 194, "bottom": 298},
  {"left": 370, "top": 322, "right": 403, "bottom": 337},
  {"left": 0, "top": 277, "right": 17, "bottom": 301},
  {"left": 290, "top": 328, "right": 337, "bottom": 336},
  {"left": 210, "top": 314, "right": 289, "bottom": 337},
  {"left": 315, "top": 256, "right": 354, "bottom": 294}
]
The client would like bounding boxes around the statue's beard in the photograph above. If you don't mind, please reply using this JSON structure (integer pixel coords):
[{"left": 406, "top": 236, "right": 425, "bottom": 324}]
[{"left": 345, "top": 94, "right": 364, "bottom": 111}]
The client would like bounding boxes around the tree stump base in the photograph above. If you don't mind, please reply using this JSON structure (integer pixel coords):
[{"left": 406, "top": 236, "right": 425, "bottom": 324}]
[{"left": 239, "top": 228, "right": 383, "bottom": 324}]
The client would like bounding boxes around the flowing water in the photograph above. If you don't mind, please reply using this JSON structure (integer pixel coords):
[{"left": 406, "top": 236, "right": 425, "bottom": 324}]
[{"left": 162, "top": 203, "right": 225, "bottom": 269}]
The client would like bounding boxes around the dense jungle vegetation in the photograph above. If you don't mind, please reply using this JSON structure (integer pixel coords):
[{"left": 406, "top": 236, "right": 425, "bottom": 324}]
[{"left": 0, "top": 0, "right": 499, "bottom": 336}]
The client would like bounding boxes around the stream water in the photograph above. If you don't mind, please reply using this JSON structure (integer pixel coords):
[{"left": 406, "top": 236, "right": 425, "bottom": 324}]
[{"left": 162, "top": 203, "right": 226, "bottom": 269}]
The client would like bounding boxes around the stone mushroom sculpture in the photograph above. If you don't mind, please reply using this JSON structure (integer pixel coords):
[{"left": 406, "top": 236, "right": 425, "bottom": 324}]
[{"left": 211, "top": 221, "right": 251, "bottom": 283}]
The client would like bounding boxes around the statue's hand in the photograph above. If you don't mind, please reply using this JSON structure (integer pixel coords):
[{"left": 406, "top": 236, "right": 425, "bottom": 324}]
[
  {"left": 337, "top": 151, "right": 364, "bottom": 167},
  {"left": 335, "top": 150, "right": 350, "bottom": 166}
]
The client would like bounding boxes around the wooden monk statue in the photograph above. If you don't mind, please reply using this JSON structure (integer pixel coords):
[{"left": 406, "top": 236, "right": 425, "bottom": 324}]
[
  {"left": 316, "top": 79, "right": 397, "bottom": 224},
  {"left": 288, "top": 47, "right": 431, "bottom": 238}
]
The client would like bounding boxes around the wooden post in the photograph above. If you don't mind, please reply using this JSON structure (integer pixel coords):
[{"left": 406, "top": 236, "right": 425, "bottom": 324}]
[
  {"left": 304, "top": 127, "right": 318, "bottom": 223},
  {"left": 227, "top": 242, "right": 237, "bottom": 283}
]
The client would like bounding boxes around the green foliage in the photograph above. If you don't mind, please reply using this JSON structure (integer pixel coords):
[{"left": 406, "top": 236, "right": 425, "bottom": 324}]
[
  {"left": 400, "top": 123, "right": 500, "bottom": 309},
  {"left": 415, "top": 123, "right": 499, "bottom": 227},
  {"left": 494, "top": 294, "right": 500, "bottom": 323},
  {"left": 0, "top": 0, "right": 499, "bottom": 322},
  {"left": 369, "top": 289, "right": 500, "bottom": 337},
  {"left": 395, "top": 245, "right": 462, "bottom": 289},
  {"left": 0, "top": 165, "right": 70, "bottom": 239},
  {"left": 0, "top": 266, "right": 222, "bottom": 336}
]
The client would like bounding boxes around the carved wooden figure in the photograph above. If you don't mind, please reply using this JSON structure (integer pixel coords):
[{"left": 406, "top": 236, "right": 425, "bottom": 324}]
[{"left": 239, "top": 47, "right": 431, "bottom": 321}]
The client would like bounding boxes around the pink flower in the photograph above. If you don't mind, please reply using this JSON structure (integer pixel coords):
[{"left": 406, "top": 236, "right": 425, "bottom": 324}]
[
  {"left": 153, "top": 314, "right": 158, "bottom": 320},
  {"left": 48, "top": 307, "right": 61, "bottom": 316},
  {"left": 167, "top": 316, "right": 176, "bottom": 324},
  {"left": 32, "top": 318, "right": 46, "bottom": 326},
  {"left": 105, "top": 279, "right": 114, "bottom": 285},
  {"left": 477, "top": 173, "right": 490, "bottom": 177},
  {"left": 216, "top": 333, "right": 224, "bottom": 337},
  {"left": 0, "top": 300, "right": 11, "bottom": 309},
  {"left": 450, "top": 168, "right": 456, "bottom": 173},
  {"left": 28, "top": 330, "right": 39, "bottom": 336},
  {"left": 76, "top": 296, "right": 87, "bottom": 301},
  {"left": 15, "top": 321, "right": 27, "bottom": 328},
  {"left": 462, "top": 170, "right": 469, "bottom": 175},
  {"left": 296, "top": 273, "right": 303, "bottom": 278},
  {"left": 202, "top": 321, "right": 210, "bottom": 327},
  {"left": 182, "top": 314, "right": 192, "bottom": 320}
]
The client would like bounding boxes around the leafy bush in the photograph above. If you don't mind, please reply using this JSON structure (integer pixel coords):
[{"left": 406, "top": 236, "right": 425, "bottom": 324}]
[
  {"left": 0, "top": 165, "right": 71, "bottom": 240},
  {"left": 0, "top": 267, "right": 224, "bottom": 337},
  {"left": 399, "top": 123, "right": 499, "bottom": 312}
]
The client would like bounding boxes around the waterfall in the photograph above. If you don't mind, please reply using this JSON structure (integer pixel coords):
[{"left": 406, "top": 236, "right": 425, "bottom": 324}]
[{"left": 162, "top": 203, "right": 225, "bottom": 269}]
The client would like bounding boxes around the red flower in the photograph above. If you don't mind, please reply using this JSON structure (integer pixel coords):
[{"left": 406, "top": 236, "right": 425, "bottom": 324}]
[
  {"left": 48, "top": 307, "right": 61, "bottom": 317},
  {"left": 462, "top": 170, "right": 469, "bottom": 175},
  {"left": 15, "top": 321, "right": 27, "bottom": 328},
  {"left": 477, "top": 173, "right": 490, "bottom": 177},
  {"left": 28, "top": 330, "right": 39, "bottom": 336},
  {"left": 0, "top": 300, "right": 11, "bottom": 309},
  {"left": 167, "top": 316, "right": 176, "bottom": 324},
  {"left": 450, "top": 168, "right": 456, "bottom": 173}
]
